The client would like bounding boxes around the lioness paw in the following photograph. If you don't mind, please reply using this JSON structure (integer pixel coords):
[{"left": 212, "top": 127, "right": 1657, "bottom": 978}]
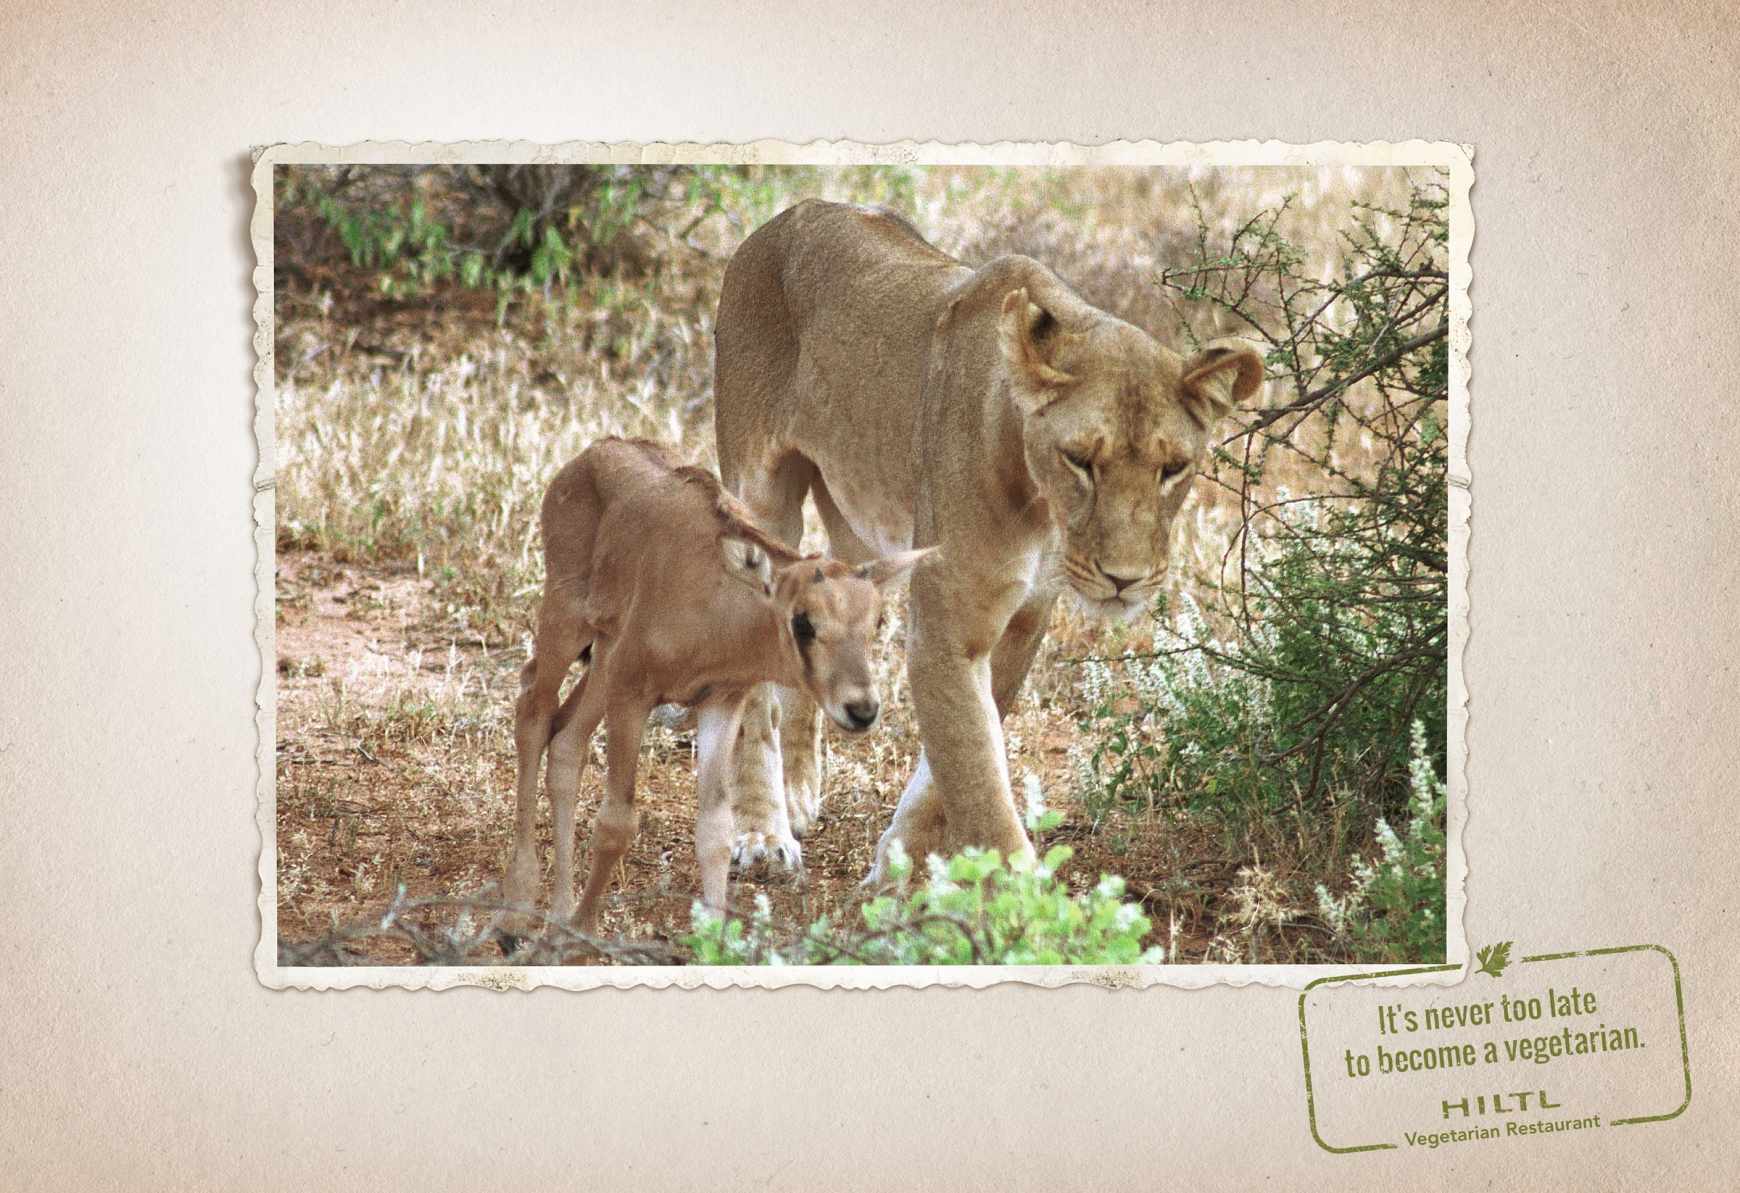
[
  {"left": 730, "top": 830, "right": 803, "bottom": 875},
  {"left": 786, "top": 779, "right": 823, "bottom": 839}
]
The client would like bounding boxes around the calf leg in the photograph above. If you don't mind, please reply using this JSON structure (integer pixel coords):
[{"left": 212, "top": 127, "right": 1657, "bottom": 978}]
[
  {"left": 503, "top": 605, "right": 591, "bottom": 940},
  {"left": 545, "top": 669, "right": 610, "bottom": 927},
  {"left": 575, "top": 700, "right": 649, "bottom": 936},
  {"left": 695, "top": 694, "right": 749, "bottom": 913}
]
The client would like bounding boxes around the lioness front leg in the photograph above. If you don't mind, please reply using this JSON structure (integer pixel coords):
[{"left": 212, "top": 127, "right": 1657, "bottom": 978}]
[
  {"left": 914, "top": 648, "right": 1031, "bottom": 857},
  {"left": 726, "top": 684, "right": 803, "bottom": 873},
  {"left": 864, "top": 652, "right": 1028, "bottom": 884},
  {"left": 889, "top": 592, "right": 1056, "bottom": 881},
  {"left": 775, "top": 683, "right": 825, "bottom": 836}
]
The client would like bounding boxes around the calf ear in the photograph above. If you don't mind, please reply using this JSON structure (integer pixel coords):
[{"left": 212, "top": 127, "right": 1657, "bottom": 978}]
[
  {"left": 999, "top": 287, "right": 1074, "bottom": 398},
  {"left": 1180, "top": 338, "right": 1265, "bottom": 427},
  {"left": 855, "top": 547, "right": 936, "bottom": 590},
  {"left": 720, "top": 537, "right": 775, "bottom": 595}
]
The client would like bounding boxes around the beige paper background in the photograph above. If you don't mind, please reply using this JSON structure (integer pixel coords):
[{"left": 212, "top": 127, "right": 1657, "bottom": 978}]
[{"left": 1, "top": 2, "right": 1735, "bottom": 1188}]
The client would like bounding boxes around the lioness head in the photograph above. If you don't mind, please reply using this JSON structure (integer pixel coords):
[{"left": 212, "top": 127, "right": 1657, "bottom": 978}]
[
  {"left": 724, "top": 541, "right": 931, "bottom": 733},
  {"left": 998, "top": 285, "right": 1264, "bottom": 618}
]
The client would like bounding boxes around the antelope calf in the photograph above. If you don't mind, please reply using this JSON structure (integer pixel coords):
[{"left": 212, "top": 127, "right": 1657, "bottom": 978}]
[{"left": 502, "top": 437, "right": 925, "bottom": 944}]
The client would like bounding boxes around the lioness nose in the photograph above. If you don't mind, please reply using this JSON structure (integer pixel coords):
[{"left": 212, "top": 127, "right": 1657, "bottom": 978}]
[
  {"left": 844, "top": 698, "right": 879, "bottom": 730},
  {"left": 1099, "top": 566, "right": 1142, "bottom": 594}
]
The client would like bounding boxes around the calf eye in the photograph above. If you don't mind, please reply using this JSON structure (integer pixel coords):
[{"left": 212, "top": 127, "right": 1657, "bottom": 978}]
[{"left": 791, "top": 611, "right": 816, "bottom": 643}]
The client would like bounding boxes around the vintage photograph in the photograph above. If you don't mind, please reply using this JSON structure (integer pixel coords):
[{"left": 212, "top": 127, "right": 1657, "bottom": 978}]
[{"left": 263, "top": 147, "right": 1464, "bottom": 978}]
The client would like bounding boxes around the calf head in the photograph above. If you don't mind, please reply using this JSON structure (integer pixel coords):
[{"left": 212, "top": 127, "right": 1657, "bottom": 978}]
[{"left": 724, "top": 541, "right": 931, "bottom": 733}]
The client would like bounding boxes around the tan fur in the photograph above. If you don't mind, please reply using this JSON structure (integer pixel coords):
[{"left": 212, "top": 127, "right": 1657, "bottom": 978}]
[
  {"left": 713, "top": 200, "right": 1263, "bottom": 879},
  {"left": 502, "top": 436, "right": 925, "bottom": 940}
]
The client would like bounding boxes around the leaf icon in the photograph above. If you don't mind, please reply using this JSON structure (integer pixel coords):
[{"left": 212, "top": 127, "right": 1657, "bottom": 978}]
[{"left": 1475, "top": 940, "right": 1512, "bottom": 978}]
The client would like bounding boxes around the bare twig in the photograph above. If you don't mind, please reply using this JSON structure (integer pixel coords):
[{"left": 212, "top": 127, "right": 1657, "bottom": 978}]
[{"left": 1230, "top": 322, "right": 1447, "bottom": 442}]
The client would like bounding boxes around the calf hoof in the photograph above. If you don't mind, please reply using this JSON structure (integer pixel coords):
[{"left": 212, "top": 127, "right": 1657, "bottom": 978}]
[{"left": 730, "top": 830, "right": 803, "bottom": 876}]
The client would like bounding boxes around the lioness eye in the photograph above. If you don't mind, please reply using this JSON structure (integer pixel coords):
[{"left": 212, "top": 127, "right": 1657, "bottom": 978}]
[
  {"left": 1060, "top": 447, "right": 1093, "bottom": 476},
  {"left": 791, "top": 611, "right": 816, "bottom": 643},
  {"left": 1160, "top": 460, "right": 1190, "bottom": 482}
]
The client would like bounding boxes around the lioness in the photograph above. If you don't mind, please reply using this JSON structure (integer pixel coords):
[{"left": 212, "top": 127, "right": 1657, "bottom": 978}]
[{"left": 715, "top": 199, "right": 1263, "bottom": 881}]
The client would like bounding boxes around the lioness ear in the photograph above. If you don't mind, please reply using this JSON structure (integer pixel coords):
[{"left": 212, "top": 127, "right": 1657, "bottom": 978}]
[
  {"left": 854, "top": 546, "right": 936, "bottom": 590},
  {"left": 1180, "top": 339, "right": 1265, "bottom": 428},
  {"left": 999, "top": 287, "right": 1073, "bottom": 398},
  {"left": 720, "top": 537, "right": 775, "bottom": 595}
]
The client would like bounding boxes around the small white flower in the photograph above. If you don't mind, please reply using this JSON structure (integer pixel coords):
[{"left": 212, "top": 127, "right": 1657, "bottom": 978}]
[
  {"left": 1375, "top": 818, "right": 1403, "bottom": 864},
  {"left": 1022, "top": 772, "right": 1047, "bottom": 825}
]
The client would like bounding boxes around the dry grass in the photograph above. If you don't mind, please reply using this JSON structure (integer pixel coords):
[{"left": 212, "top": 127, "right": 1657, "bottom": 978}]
[{"left": 272, "top": 163, "right": 1425, "bottom": 966}]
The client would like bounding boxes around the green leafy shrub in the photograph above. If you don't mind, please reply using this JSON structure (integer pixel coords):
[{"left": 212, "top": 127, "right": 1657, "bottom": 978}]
[
  {"left": 274, "top": 164, "right": 701, "bottom": 316},
  {"left": 281, "top": 174, "right": 492, "bottom": 302},
  {"left": 1315, "top": 721, "right": 1447, "bottom": 960},
  {"left": 682, "top": 803, "right": 1164, "bottom": 966},
  {"left": 1079, "top": 447, "right": 1446, "bottom": 828}
]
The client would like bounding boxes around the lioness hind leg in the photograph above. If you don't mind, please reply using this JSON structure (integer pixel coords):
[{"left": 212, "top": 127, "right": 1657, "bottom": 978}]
[
  {"left": 990, "top": 594, "right": 1057, "bottom": 720},
  {"left": 864, "top": 752, "right": 948, "bottom": 889}
]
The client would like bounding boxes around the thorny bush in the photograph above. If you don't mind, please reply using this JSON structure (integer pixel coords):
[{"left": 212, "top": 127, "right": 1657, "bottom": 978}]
[{"left": 1074, "top": 177, "right": 1451, "bottom": 960}]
